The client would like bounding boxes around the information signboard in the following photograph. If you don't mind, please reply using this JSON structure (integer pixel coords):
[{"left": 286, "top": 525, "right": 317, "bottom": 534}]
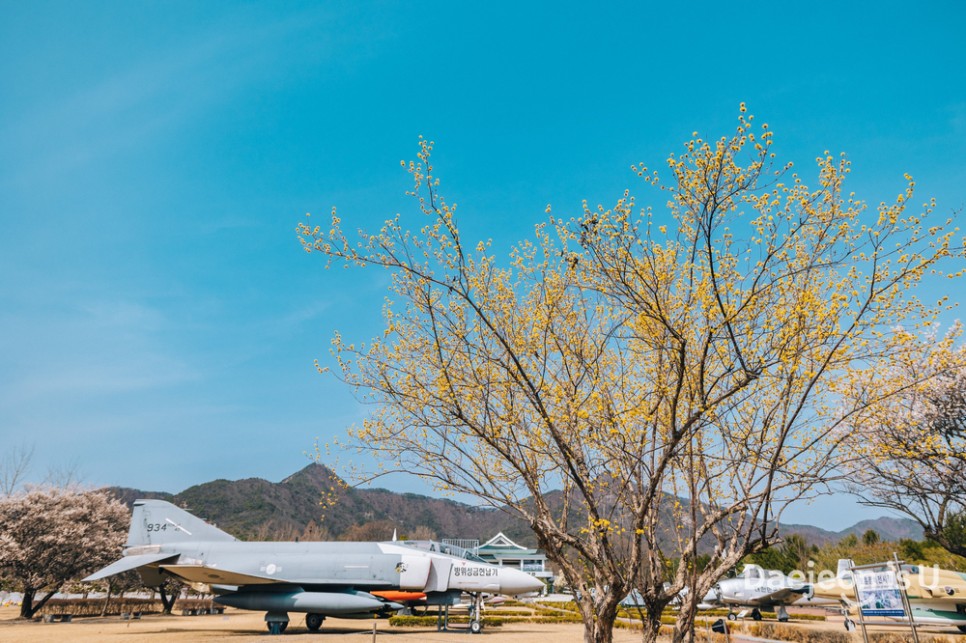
[{"left": 854, "top": 569, "right": 905, "bottom": 617}]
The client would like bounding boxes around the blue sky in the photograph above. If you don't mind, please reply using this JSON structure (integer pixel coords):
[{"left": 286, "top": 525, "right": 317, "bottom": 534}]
[{"left": 1, "top": 1, "right": 963, "bottom": 530}]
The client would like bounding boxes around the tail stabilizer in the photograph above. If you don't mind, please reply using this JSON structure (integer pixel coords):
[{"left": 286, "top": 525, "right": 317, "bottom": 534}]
[
  {"left": 127, "top": 499, "right": 236, "bottom": 546},
  {"left": 83, "top": 552, "right": 177, "bottom": 581}
]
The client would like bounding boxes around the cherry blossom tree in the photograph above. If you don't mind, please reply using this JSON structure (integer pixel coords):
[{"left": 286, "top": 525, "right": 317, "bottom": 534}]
[
  {"left": 842, "top": 325, "right": 966, "bottom": 556},
  {"left": 0, "top": 488, "right": 128, "bottom": 618}
]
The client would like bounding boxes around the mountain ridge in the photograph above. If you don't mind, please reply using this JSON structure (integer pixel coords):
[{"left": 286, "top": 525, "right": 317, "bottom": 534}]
[{"left": 108, "top": 463, "right": 923, "bottom": 546}]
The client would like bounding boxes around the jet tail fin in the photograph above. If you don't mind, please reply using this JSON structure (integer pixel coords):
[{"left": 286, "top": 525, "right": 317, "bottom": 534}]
[
  {"left": 837, "top": 559, "right": 855, "bottom": 578},
  {"left": 127, "top": 499, "right": 236, "bottom": 546}
]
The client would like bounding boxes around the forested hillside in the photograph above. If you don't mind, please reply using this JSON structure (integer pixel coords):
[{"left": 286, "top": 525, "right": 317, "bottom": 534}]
[{"left": 110, "top": 463, "right": 923, "bottom": 546}]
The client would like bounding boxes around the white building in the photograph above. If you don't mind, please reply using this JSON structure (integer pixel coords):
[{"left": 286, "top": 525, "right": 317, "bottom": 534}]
[{"left": 475, "top": 532, "right": 554, "bottom": 586}]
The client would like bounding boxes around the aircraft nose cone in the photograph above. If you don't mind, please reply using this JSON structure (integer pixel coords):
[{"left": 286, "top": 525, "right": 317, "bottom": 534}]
[{"left": 500, "top": 568, "right": 544, "bottom": 595}]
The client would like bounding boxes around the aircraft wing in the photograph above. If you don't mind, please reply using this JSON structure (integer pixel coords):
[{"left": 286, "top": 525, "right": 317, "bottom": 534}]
[
  {"left": 83, "top": 553, "right": 179, "bottom": 582},
  {"left": 747, "top": 586, "right": 810, "bottom": 607},
  {"left": 161, "top": 564, "right": 295, "bottom": 586},
  {"left": 161, "top": 564, "right": 397, "bottom": 588}
]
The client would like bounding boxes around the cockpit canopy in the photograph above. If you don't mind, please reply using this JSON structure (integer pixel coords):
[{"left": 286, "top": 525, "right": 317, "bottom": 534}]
[
  {"left": 738, "top": 565, "right": 785, "bottom": 582},
  {"left": 400, "top": 540, "right": 488, "bottom": 564}
]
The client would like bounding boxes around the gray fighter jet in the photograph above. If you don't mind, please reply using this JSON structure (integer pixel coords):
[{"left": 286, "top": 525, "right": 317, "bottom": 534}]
[
  {"left": 84, "top": 499, "right": 543, "bottom": 634},
  {"left": 700, "top": 564, "right": 810, "bottom": 622}
]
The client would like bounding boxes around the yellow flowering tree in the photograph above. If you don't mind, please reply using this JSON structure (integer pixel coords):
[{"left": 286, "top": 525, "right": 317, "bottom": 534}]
[
  {"left": 840, "top": 325, "right": 966, "bottom": 557},
  {"left": 298, "top": 114, "right": 961, "bottom": 643}
]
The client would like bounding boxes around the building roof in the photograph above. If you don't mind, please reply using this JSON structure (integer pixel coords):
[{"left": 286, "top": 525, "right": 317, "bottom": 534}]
[{"left": 478, "top": 532, "right": 542, "bottom": 557}]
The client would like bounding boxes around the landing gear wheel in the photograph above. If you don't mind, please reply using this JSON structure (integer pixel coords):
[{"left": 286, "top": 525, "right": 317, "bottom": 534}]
[
  {"left": 751, "top": 608, "right": 762, "bottom": 621},
  {"left": 265, "top": 611, "right": 289, "bottom": 635},
  {"left": 470, "top": 619, "right": 483, "bottom": 634},
  {"left": 958, "top": 625, "right": 966, "bottom": 634},
  {"left": 306, "top": 613, "right": 324, "bottom": 632},
  {"left": 727, "top": 612, "right": 737, "bottom": 621}
]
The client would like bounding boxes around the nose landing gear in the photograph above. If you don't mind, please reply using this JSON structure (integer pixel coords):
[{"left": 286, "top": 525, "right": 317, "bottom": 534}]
[
  {"left": 469, "top": 592, "right": 484, "bottom": 634},
  {"left": 434, "top": 592, "right": 485, "bottom": 634}
]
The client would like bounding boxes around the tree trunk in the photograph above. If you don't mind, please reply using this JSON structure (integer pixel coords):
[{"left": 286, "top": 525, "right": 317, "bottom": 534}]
[
  {"left": 573, "top": 591, "right": 622, "bottom": 643},
  {"left": 18, "top": 589, "right": 34, "bottom": 619},
  {"left": 580, "top": 619, "right": 616, "bottom": 643},
  {"left": 100, "top": 579, "right": 113, "bottom": 617},
  {"left": 671, "top": 600, "right": 700, "bottom": 643},
  {"left": 641, "top": 600, "right": 668, "bottom": 643},
  {"left": 622, "top": 597, "right": 669, "bottom": 643},
  {"left": 641, "top": 610, "right": 663, "bottom": 643},
  {"left": 641, "top": 614, "right": 664, "bottom": 643},
  {"left": 19, "top": 587, "right": 57, "bottom": 619}
]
